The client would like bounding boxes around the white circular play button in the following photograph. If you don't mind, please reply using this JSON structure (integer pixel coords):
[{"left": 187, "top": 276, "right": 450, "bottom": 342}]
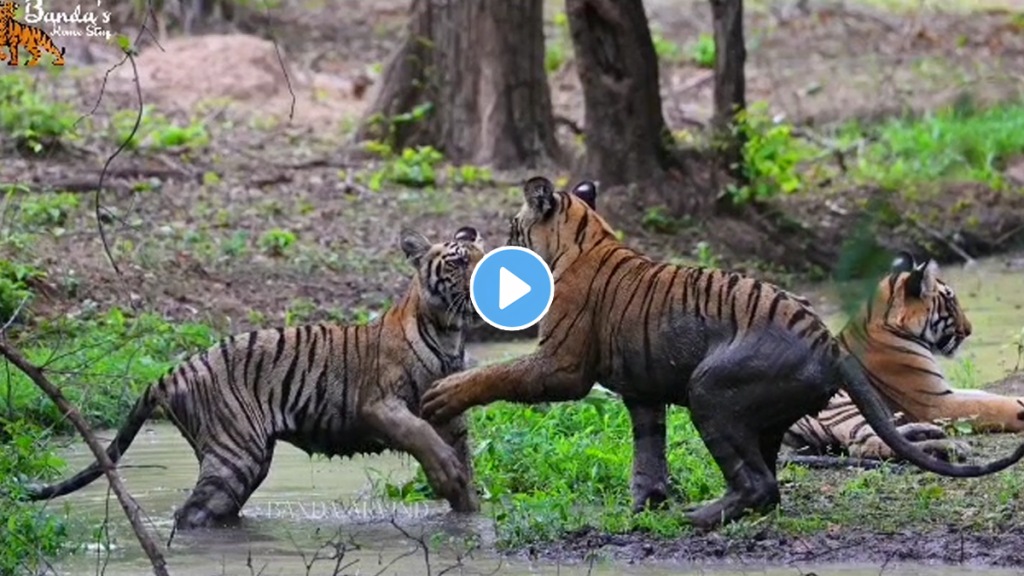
[{"left": 470, "top": 246, "right": 554, "bottom": 331}]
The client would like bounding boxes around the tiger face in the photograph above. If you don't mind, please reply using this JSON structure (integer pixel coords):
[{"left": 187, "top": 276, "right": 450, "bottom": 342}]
[
  {"left": 507, "top": 176, "right": 607, "bottom": 263},
  {"left": 883, "top": 252, "right": 972, "bottom": 357},
  {"left": 401, "top": 227, "right": 486, "bottom": 327}
]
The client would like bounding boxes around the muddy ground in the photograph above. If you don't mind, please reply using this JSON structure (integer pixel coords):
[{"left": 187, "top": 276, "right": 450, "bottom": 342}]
[{"left": 4, "top": 0, "right": 1024, "bottom": 567}]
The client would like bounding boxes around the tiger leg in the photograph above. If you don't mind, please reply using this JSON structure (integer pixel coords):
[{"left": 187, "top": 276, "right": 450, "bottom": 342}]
[
  {"left": 7, "top": 43, "right": 18, "bottom": 66},
  {"left": 174, "top": 439, "right": 275, "bottom": 529},
  {"left": 23, "top": 39, "right": 41, "bottom": 66},
  {"left": 916, "top": 390, "right": 1024, "bottom": 433},
  {"left": 433, "top": 413, "right": 480, "bottom": 511},
  {"left": 362, "top": 399, "right": 478, "bottom": 513},
  {"left": 848, "top": 421, "right": 969, "bottom": 462},
  {"left": 625, "top": 400, "right": 669, "bottom": 512}
]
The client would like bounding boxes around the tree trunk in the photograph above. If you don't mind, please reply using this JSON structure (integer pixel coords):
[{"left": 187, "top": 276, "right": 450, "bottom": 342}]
[
  {"left": 565, "top": 0, "right": 676, "bottom": 188},
  {"left": 356, "top": 0, "right": 560, "bottom": 169},
  {"left": 710, "top": 0, "right": 747, "bottom": 179}
]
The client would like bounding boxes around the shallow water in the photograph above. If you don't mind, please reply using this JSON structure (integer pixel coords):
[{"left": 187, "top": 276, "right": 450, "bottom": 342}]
[{"left": 51, "top": 254, "right": 1024, "bottom": 575}]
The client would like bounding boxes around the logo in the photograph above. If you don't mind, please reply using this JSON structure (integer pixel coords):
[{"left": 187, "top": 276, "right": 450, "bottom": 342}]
[{"left": 470, "top": 246, "right": 554, "bottom": 331}]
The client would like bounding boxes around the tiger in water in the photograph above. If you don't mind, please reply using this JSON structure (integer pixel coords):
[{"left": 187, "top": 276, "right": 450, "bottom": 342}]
[
  {"left": 420, "top": 176, "right": 1024, "bottom": 530},
  {"left": 0, "top": 1, "right": 66, "bottom": 66},
  {"left": 22, "top": 227, "right": 486, "bottom": 529},
  {"left": 784, "top": 252, "right": 1024, "bottom": 464}
]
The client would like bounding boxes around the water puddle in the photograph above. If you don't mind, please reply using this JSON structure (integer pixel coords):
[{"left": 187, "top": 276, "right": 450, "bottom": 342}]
[{"left": 50, "top": 253, "right": 1024, "bottom": 575}]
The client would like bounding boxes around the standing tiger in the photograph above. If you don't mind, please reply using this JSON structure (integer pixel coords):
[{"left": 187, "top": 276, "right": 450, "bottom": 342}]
[
  {"left": 0, "top": 1, "right": 66, "bottom": 66},
  {"left": 784, "top": 252, "right": 1024, "bottom": 463},
  {"left": 22, "top": 227, "right": 486, "bottom": 529},
  {"left": 420, "top": 177, "right": 1024, "bottom": 530}
]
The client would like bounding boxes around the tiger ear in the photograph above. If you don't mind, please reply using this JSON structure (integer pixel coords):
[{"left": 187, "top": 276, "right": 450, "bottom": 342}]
[
  {"left": 400, "top": 228, "right": 431, "bottom": 265},
  {"left": 905, "top": 259, "right": 940, "bottom": 299},
  {"left": 454, "top": 225, "right": 486, "bottom": 251},
  {"left": 571, "top": 180, "right": 598, "bottom": 210},
  {"left": 890, "top": 251, "right": 917, "bottom": 274},
  {"left": 523, "top": 176, "right": 557, "bottom": 218}
]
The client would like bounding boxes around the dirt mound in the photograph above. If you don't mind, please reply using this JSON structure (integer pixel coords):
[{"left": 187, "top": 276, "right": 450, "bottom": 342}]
[{"left": 98, "top": 33, "right": 370, "bottom": 131}]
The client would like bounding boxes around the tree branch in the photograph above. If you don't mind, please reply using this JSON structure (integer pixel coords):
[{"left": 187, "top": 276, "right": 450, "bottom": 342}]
[{"left": 0, "top": 339, "right": 169, "bottom": 576}]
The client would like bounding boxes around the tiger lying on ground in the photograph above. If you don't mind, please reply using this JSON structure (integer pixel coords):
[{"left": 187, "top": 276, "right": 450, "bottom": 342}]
[
  {"left": 23, "top": 227, "right": 486, "bottom": 529},
  {"left": 420, "top": 176, "right": 1024, "bottom": 530},
  {"left": 784, "top": 253, "right": 1024, "bottom": 463}
]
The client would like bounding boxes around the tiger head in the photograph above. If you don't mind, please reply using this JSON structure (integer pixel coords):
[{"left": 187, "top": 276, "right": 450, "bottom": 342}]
[
  {"left": 0, "top": 0, "right": 16, "bottom": 20},
  {"left": 507, "top": 176, "right": 611, "bottom": 265},
  {"left": 400, "top": 226, "right": 486, "bottom": 328},
  {"left": 880, "top": 251, "right": 972, "bottom": 357}
]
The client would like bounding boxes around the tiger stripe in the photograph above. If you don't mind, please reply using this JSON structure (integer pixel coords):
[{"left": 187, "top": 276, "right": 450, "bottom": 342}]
[
  {"left": 23, "top": 227, "right": 487, "bottom": 529},
  {"left": 420, "top": 176, "right": 1024, "bottom": 531},
  {"left": 784, "top": 253, "right": 1024, "bottom": 464}
]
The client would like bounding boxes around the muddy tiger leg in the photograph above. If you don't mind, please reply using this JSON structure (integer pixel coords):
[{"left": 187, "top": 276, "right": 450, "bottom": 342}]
[
  {"left": 433, "top": 413, "right": 480, "bottom": 511},
  {"left": 174, "top": 440, "right": 275, "bottom": 529},
  {"left": 625, "top": 401, "right": 669, "bottom": 512},
  {"left": 362, "top": 399, "right": 478, "bottom": 513}
]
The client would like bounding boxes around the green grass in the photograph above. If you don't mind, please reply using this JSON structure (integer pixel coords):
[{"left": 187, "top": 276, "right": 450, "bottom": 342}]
[
  {"left": 842, "top": 101, "right": 1024, "bottom": 192},
  {"left": 729, "top": 99, "right": 1024, "bottom": 205}
]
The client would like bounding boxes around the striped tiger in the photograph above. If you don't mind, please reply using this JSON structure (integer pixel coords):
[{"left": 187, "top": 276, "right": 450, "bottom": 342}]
[
  {"left": 22, "top": 227, "right": 486, "bottom": 529},
  {"left": 0, "top": 1, "right": 66, "bottom": 66},
  {"left": 784, "top": 253, "right": 1024, "bottom": 464},
  {"left": 420, "top": 176, "right": 1024, "bottom": 530}
]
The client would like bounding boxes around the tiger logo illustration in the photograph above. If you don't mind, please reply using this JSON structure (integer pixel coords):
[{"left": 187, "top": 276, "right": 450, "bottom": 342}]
[{"left": 0, "top": 0, "right": 66, "bottom": 67}]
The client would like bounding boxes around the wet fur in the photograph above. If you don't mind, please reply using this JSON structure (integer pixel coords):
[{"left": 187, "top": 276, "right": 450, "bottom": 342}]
[
  {"left": 786, "top": 256, "right": 1024, "bottom": 463},
  {"left": 23, "top": 227, "right": 486, "bottom": 529},
  {"left": 420, "top": 177, "right": 1024, "bottom": 531}
]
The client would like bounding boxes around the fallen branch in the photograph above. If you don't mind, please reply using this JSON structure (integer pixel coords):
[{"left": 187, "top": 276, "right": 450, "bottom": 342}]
[{"left": 0, "top": 339, "right": 169, "bottom": 576}]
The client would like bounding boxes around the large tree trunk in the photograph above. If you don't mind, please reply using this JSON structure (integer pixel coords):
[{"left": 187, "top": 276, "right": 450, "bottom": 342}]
[
  {"left": 356, "top": 0, "right": 560, "bottom": 169},
  {"left": 565, "top": 0, "right": 676, "bottom": 188},
  {"left": 710, "top": 0, "right": 747, "bottom": 179}
]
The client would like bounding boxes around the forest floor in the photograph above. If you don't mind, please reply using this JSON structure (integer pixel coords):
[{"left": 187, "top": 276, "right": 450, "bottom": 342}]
[{"left": 3, "top": 0, "right": 1024, "bottom": 569}]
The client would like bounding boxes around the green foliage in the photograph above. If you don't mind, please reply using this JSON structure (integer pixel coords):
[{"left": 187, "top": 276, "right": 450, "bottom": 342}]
[
  {"left": 545, "top": 11, "right": 572, "bottom": 72},
  {"left": 0, "top": 309, "right": 221, "bottom": 434},
  {"left": 384, "top": 389, "right": 725, "bottom": 548},
  {"left": 729, "top": 102, "right": 816, "bottom": 205},
  {"left": 15, "top": 192, "right": 80, "bottom": 229},
  {"left": 652, "top": 31, "right": 682, "bottom": 63},
  {"left": 640, "top": 205, "right": 681, "bottom": 234},
  {"left": 364, "top": 144, "right": 445, "bottom": 190},
  {"left": 449, "top": 164, "right": 494, "bottom": 187},
  {"left": 111, "top": 106, "right": 209, "bottom": 151},
  {"left": 0, "top": 72, "right": 78, "bottom": 154},
  {"left": 851, "top": 101, "right": 1024, "bottom": 191},
  {"left": 0, "top": 260, "right": 44, "bottom": 326},
  {"left": 259, "top": 228, "right": 297, "bottom": 256},
  {"left": 0, "top": 420, "right": 72, "bottom": 575},
  {"left": 689, "top": 33, "right": 716, "bottom": 68}
]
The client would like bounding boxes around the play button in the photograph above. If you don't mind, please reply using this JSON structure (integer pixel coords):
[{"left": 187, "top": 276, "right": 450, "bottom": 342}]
[{"left": 470, "top": 246, "right": 554, "bottom": 331}]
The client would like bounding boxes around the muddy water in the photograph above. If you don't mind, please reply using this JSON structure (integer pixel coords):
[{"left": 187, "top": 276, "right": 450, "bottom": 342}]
[{"left": 53, "top": 255, "right": 1024, "bottom": 575}]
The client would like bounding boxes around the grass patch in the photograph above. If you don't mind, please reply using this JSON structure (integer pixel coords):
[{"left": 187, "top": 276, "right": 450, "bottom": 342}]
[{"left": 725, "top": 99, "right": 1024, "bottom": 205}]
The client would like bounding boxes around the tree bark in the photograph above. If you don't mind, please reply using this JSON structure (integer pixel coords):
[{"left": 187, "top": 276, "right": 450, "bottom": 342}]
[
  {"left": 710, "top": 0, "right": 747, "bottom": 179},
  {"left": 357, "top": 0, "right": 560, "bottom": 169},
  {"left": 565, "top": 0, "right": 676, "bottom": 188}
]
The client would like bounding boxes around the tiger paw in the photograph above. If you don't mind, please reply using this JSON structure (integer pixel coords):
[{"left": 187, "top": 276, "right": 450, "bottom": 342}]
[
  {"left": 432, "top": 444, "right": 478, "bottom": 513},
  {"left": 421, "top": 377, "right": 470, "bottom": 425}
]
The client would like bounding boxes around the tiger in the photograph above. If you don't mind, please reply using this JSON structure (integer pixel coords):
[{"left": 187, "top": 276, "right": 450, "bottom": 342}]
[
  {"left": 419, "top": 176, "right": 1024, "bottom": 531},
  {"left": 22, "top": 227, "right": 486, "bottom": 529},
  {"left": 0, "top": 0, "right": 66, "bottom": 67},
  {"left": 784, "top": 252, "right": 1024, "bottom": 463}
]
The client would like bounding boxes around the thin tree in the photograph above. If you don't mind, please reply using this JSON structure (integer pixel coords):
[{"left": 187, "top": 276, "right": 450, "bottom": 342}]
[
  {"left": 564, "top": 0, "right": 717, "bottom": 213},
  {"left": 710, "top": 0, "right": 747, "bottom": 180},
  {"left": 357, "top": 0, "right": 561, "bottom": 169}
]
